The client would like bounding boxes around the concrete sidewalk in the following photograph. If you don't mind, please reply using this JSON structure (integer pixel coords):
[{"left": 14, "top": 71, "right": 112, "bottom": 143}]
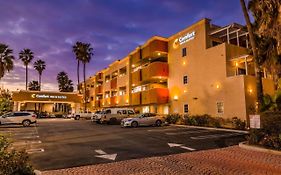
[{"left": 42, "top": 146, "right": 281, "bottom": 175}]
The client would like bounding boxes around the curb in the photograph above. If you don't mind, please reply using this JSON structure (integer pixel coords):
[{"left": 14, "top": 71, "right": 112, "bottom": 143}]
[
  {"left": 239, "top": 142, "right": 281, "bottom": 155},
  {"left": 34, "top": 170, "right": 42, "bottom": 175},
  {"left": 171, "top": 124, "right": 249, "bottom": 134}
]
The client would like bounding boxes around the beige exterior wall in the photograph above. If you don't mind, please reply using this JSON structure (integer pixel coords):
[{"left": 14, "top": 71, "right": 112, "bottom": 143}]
[{"left": 82, "top": 18, "right": 276, "bottom": 122}]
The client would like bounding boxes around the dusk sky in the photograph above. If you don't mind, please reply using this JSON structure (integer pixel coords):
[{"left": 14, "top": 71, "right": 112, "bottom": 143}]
[{"left": 0, "top": 0, "right": 246, "bottom": 91}]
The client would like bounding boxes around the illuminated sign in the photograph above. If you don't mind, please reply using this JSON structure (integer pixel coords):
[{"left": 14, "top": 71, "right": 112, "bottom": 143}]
[
  {"left": 173, "top": 31, "right": 196, "bottom": 48},
  {"left": 31, "top": 94, "right": 67, "bottom": 99}
]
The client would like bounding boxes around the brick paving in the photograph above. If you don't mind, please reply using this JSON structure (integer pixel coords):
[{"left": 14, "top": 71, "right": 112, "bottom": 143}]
[{"left": 42, "top": 146, "right": 281, "bottom": 175}]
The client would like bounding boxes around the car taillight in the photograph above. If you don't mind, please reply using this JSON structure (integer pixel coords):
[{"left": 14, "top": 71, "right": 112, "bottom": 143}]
[{"left": 32, "top": 114, "right": 36, "bottom": 118}]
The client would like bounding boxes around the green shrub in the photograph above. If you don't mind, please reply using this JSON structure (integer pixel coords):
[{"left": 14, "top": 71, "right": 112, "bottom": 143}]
[
  {"left": 192, "top": 114, "right": 212, "bottom": 126},
  {"left": 0, "top": 135, "right": 34, "bottom": 175},
  {"left": 247, "top": 111, "right": 281, "bottom": 150},
  {"left": 165, "top": 114, "right": 181, "bottom": 124},
  {"left": 231, "top": 117, "right": 246, "bottom": 130}
]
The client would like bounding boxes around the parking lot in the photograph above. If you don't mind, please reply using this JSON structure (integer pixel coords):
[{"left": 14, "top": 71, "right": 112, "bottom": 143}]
[{"left": 0, "top": 118, "right": 247, "bottom": 171}]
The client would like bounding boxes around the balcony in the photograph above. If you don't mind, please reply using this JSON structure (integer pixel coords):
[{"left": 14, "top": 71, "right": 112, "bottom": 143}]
[
  {"left": 142, "top": 62, "right": 168, "bottom": 82},
  {"left": 110, "top": 96, "right": 117, "bottom": 106},
  {"left": 95, "top": 86, "right": 103, "bottom": 94},
  {"left": 131, "top": 50, "right": 141, "bottom": 66},
  {"left": 141, "top": 88, "right": 169, "bottom": 105},
  {"left": 95, "top": 72, "right": 103, "bottom": 82},
  {"left": 110, "top": 78, "right": 117, "bottom": 90},
  {"left": 131, "top": 92, "right": 141, "bottom": 105},
  {"left": 132, "top": 70, "right": 141, "bottom": 86},
  {"left": 142, "top": 39, "right": 168, "bottom": 59},
  {"left": 95, "top": 100, "right": 101, "bottom": 108}
]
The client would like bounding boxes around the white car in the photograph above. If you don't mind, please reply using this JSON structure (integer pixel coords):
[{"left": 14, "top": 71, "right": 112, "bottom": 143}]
[
  {"left": 72, "top": 111, "right": 94, "bottom": 120},
  {"left": 91, "top": 111, "right": 102, "bottom": 123},
  {"left": 0, "top": 111, "right": 37, "bottom": 127},
  {"left": 121, "top": 113, "right": 164, "bottom": 127}
]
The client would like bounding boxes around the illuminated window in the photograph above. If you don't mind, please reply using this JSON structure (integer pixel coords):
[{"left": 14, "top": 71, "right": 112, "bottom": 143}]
[
  {"left": 184, "top": 104, "right": 189, "bottom": 113},
  {"left": 217, "top": 102, "right": 224, "bottom": 114},
  {"left": 183, "top": 75, "right": 188, "bottom": 84},
  {"left": 182, "top": 48, "right": 187, "bottom": 57}
]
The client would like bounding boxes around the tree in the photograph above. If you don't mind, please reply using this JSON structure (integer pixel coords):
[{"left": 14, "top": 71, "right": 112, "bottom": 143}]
[
  {"left": 28, "top": 81, "right": 40, "bottom": 91},
  {"left": 248, "top": 0, "right": 281, "bottom": 88},
  {"left": 0, "top": 43, "right": 14, "bottom": 80},
  {"left": 0, "top": 89, "right": 12, "bottom": 115},
  {"left": 240, "top": 0, "right": 264, "bottom": 112},
  {"left": 57, "top": 71, "right": 74, "bottom": 92},
  {"left": 72, "top": 42, "right": 81, "bottom": 92},
  {"left": 19, "top": 49, "right": 34, "bottom": 90},
  {"left": 72, "top": 42, "right": 93, "bottom": 112},
  {"left": 34, "top": 59, "right": 46, "bottom": 91}
]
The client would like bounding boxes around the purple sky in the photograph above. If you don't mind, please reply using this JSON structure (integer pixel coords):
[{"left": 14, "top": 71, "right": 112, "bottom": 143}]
[{"left": 0, "top": 0, "right": 246, "bottom": 91}]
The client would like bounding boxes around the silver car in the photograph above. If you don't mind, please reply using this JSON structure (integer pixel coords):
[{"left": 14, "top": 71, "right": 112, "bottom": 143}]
[
  {"left": 0, "top": 111, "right": 37, "bottom": 127},
  {"left": 121, "top": 113, "right": 164, "bottom": 127}
]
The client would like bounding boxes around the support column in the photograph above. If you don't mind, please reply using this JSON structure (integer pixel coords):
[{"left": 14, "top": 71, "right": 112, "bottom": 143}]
[
  {"left": 236, "top": 31, "right": 240, "bottom": 46},
  {"left": 227, "top": 27, "right": 230, "bottom": 44},
  {"left": 244, "top": 57, "right": 248, "bottom": 75}
]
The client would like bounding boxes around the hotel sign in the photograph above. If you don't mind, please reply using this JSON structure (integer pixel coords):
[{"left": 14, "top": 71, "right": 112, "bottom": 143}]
[
  {"left": 173, "top": 31, "right": 196, "bottom": 48},
  {"left": 31, "top": 94, "right": 67, "bottom": 99},
  {"left": 178, "top": 31, "right": 196, "bottom": 45}
]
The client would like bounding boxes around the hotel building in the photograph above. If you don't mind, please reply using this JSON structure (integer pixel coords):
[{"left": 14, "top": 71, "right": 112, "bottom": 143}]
[{"left": 81, "top": 18, "right": 275, "bottom": 123}]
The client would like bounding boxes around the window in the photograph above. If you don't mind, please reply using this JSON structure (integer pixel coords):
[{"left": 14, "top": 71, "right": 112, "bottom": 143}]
[
  {"left": 122, "top": 110, "right": 127, "bottom": 114},
  {"left": 128, "top": 110, "right": 134, "bottom": 114},
  {"left": 183, "top": 75, "right": 188, "bottom": 84},
  {"left": 184, "top": 104, "right": 189, "bottom": 113},
  {"left": 182, "top": 48, "right": 187, "bottom": 57},
  {"left": 217, "top": 102, "right": 224, "bottom": 114},
  {"left": 105, "top": 110, "right": 111, "bottom": 114}
]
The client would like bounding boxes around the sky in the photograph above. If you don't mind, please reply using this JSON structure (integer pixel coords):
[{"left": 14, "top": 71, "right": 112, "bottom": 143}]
[{"left": 0, "top": 0, "right": 246, "bottom": 91}]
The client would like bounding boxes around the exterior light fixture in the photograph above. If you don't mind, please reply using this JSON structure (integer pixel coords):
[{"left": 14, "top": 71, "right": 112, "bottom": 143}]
[
  {"left": 248, "top": 88, "right": 253, "bottom": 94},
  {"left": 126, "top": 99, "right": 129, "bottom": 103},
  {"left": 235, "top": 62, "right": 239, "bottom": 67},
  {"left": 183, "top": 61, "right": 186, "bottom": 65},
  {"left": 157, "top": 52, "right": 161, "bottom": 56},
  {"left": 174, "top": 95, "right": 178, "bottom": 100},
  {"left": 184, "top": 90, "right": 187, "bottom": 93},
  {"left": 216, "top": 84, "right": 220, "bottom": 89},
  {"left": 132, "top": 64, "right": 135, "bottom": 68}
]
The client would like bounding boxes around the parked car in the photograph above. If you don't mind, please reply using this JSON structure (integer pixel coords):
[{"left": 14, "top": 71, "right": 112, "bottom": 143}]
[
  {"left": 99, "top": 108, "right": 136, "bottom": 124},
  {"left": 121, "top": 113, "right": 164, "bottom": 127},
  {"left": 72, "top": 111, "right": 94, "bottom": 120},
  {"left": 0, "top": 111, "right": 37, "bottom": 127},
  {"left": 91, "top": 111, "right": 102, "bottom": 123}
]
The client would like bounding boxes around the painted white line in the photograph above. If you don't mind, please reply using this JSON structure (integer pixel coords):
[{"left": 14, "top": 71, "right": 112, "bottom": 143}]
[
  {"left": 165, "top": 130, "right": 211, "bottom": 135},
  {"left": 27, "top": 148, "right": 45, "bottom": 154},
  {"left": 34, "top": 170, "right": 42, "bottom": 175},
  {"left": 190, "top": 133, "right": 243, "bottom": 140},
  {"left": 95, "top": 153, "right": 117, "bottom": 161},
  {"left": 167, "top": 143, "right": 196, "bottom": 151},
  {"left": 12, "top": 140, "right": 42, "bottom": 146},
  {"left": 95, "top": 149, "right": 107, "bottom": 155},
  {"left": 180, "top": 146, "right": 196, "bottom": 151},
  {"left": 21, "top": 135, "right": 40, "bottom": 139}
]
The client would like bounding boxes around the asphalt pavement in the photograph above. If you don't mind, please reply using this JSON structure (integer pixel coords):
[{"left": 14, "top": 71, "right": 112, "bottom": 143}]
[{"left": 0, "top": 118, "right": 247, "bottom": 171}]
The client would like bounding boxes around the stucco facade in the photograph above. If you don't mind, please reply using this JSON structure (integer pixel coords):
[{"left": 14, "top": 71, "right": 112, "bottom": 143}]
[{"left": 81, "top": 18, "right": 275, "bottom": 123}]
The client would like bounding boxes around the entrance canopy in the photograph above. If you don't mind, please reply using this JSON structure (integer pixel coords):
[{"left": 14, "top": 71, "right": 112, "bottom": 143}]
[{"left": 12, "top": 90, "right": 82, "bottom": 103}]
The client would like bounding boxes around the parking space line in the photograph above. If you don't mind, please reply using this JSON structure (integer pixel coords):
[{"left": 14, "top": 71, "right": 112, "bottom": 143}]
[
  {"left": 190, "top": 133, "right": 244, "bottom": 140},
  {"left": 12, "top": 140, "right": 42, "bottom": 146},
  {"left": 165, "top": 130, "right": 212, "bottom": 135},
  {"left": 26, "top": 148, "right": 45, "bottom": 154},
  {"left": 95, "top": 149, "right": 107, "bottom": 154}
]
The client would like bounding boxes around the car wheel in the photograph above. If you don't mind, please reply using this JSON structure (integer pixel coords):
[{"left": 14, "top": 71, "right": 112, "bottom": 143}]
[
  {"left": 75, "top": 115, "right": 80, "bottom": 120},
  {"left": 155, "top": 120, "right": 162, "bottom": 127},
  {"left": 131, "top": 121, "right": 138, "bottom": 128},
  {"left": 22, "top": 120, "right": 31, "bottom": 127}
]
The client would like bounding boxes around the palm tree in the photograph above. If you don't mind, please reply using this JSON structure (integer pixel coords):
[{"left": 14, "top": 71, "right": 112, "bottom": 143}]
[
  {"left": 19, "top": 49, "right": 34, "bottom": 90},
  {"left": 34, "top": 59, "right": 46, "bottom": 91},
  {"left": 72, "top": 42, "right": 93, "bottom": 112},
  {"left": 28, "top": 81, "right": 40, "bottom": 91},
  {"left": 57, "top": 71, "right": 74, "bottom": 92},
  {"left": 0, "top": 43, "right": 14, "bottom": 80},
  {"left": 240, "top": 0, "right": 264, "bottom": 112},
  {"left": 72, "top": 42, "right": 82, "bottom": 92}
]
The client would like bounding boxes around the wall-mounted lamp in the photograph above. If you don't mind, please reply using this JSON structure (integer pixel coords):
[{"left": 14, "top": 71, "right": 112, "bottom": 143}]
[{"left": 174, "top": 95, "right": 178, "bottom": 100}]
